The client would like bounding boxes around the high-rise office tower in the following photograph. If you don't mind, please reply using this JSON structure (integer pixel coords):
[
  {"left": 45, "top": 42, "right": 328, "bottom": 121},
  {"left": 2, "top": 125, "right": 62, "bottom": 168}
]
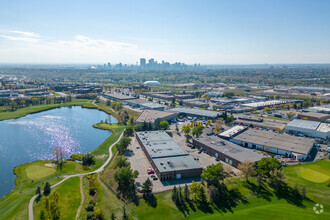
[{"left": 140, "top": 58, "right": 146, "bottom": 68}]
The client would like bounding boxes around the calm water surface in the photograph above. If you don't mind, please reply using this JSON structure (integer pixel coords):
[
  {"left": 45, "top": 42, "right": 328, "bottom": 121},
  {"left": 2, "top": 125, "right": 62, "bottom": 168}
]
[{"left": 0, "top": 106, "right": 117, "bottom": 198}]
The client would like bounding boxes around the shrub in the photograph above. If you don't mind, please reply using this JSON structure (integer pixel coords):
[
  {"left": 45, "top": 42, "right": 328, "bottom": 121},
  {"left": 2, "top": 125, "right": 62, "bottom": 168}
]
[{"left": 89, "top": 188, "right": 97, "bottom": 196}]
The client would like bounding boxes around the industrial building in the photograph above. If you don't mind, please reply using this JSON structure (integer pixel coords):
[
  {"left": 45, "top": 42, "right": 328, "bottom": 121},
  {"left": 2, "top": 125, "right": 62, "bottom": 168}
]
[
  {"left": 297, "top": 112, "right": 330, "bottom": 122},
  {"left": 182, "top": 99, "right": 209, "bottom": 108},
  {"left": 135, "top": 110, "right": 177, "bottom": 128},
  {"left": 102, "top": 93, "right": 137, "bottom": 103},
  {"left": 168, "top": 107, "right": 222, "bottom": 120},
  {"left": 286, "top": 119, "right": 330, "bottom": 140},
  {"left": 227, "top": 127, "right": 315, "bottom": 160},
  {"left": 193, "top": 136, "right": 264, "bottom": 167},
  {"left": 304, "top": 106, "right": 330, "bottom": 114},
  {"left": 241, "top": 100, "right": 302, "bottom": 109},
  {"left": 136, "top": 131, "right": 203, "bottom": 180},
  {"left": 235, "top": 119, "right": 286, "bottom": 132}
]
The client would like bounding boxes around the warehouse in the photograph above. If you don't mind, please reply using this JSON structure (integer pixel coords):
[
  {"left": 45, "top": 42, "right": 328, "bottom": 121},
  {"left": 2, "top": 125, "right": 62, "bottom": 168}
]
[
  {"left": 182, "top": 99, "right": 209, "bottom": 108},
  {"left": 230, "top": 128, "right": 315, "bottom": 160},
  {"left": 140, "top": 102, "right": 166, "bottom": 111},
  {"left": 135, "top": 110, "right": 177, "bottom": 128},
  {"left": 102, "top": 93, "right": 137, "bottom": 103},
  {"left": 193, "top": 136, "right": 264, "bottom": 168},
  {"left": 126, "top": 98, "right": 149, "bottom": 107},
  {"left": 286, "top": 119, "right": 330, "bottom": 140},
  {"left": 241, "top": 100, "right": 302, "bottom": 109},
  {"left": 304, "top": 106, "right": 330, "bottom": 114},
  {"left": 297, "top": 112, "right": 330, "bottom": 122},
  {"left": 235, "top": 119, "right": 286, "bottom": 132},
  {"left": 168, "top": 107, "right": 222, "bottom": 120},
  {"left": 135, "top": 131, "right": 203, "bottom": 180}
]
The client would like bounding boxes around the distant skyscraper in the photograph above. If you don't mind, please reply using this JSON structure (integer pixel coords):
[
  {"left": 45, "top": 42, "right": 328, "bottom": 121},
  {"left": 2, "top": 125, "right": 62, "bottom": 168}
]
[
  {"left": 148, "top": 58, "right": 155, "bottom": 68},
  {"left": 140, "top": 58, "right": 146, "bottom": 68}
]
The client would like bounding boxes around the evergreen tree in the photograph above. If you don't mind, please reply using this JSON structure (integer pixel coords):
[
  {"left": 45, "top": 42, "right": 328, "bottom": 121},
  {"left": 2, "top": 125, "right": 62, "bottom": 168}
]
[
  {"left": 44, "top": 182, "right": 51, "bottom": 196},
  {"left": 184, "top": 184, "right": 190, "bottom": 201}
]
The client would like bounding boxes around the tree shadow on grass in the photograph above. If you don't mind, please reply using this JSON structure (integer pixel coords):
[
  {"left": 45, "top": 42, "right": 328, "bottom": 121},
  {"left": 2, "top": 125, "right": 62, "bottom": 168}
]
[
  {"left": 274, "top": 182, "right": 312, "bottom": 208},
  {"left": 143, "top": 193, "right": 157, "bottom": 208},
  {"left": 174, "top": 200, "right": 190, "bottom": 217},
  {"left": 244, "top": 181, "right": 273, "bottom": 202},
  {"left": 214, "top": 184, "right": 249, "bottom": 214},
  {"left": 196, "top": 201, "right": 214, "bottom": 214}
]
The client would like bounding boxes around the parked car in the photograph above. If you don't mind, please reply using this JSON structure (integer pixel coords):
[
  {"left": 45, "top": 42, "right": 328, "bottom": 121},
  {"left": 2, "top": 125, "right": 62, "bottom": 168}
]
[
  {"left": 150, "top": 174, "right": 156, "bottom": 178},
  {"left": 153, "top": 177, "right": 158, "bottom": 181},
  {"left": 147, "top": 170, "right": 155, "bottom": 174}
]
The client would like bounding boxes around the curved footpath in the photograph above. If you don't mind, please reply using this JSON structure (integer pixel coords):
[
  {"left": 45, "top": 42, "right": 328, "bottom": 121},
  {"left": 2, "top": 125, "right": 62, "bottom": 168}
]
[{"left": 28, "top": 131, "right": 124, "bottom": 220}]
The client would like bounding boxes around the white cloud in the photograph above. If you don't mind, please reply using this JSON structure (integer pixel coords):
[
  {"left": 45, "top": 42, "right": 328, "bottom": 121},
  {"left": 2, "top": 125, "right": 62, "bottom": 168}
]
[
  {"left": 0, "top": 34, "right": 40, "bottom": 43},
  {"left": 0, "top": 30, "right": 40, "bottom": 43},
  {"left": 8, "top": 30, "right": 40, "bottom": 38},
  {"left": 0, "top": 32, "right": 150, "bottom": 63}
]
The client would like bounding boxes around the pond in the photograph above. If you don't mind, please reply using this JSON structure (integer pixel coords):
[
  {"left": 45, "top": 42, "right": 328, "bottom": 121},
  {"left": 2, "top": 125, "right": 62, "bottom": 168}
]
[{"left": 0, "top": 106, "right": 117, "bottom": 198}]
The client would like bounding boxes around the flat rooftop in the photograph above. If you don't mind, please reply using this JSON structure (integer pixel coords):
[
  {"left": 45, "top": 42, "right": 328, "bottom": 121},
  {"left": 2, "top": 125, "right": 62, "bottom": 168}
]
[
  {"left": 136, "top": 110, "right": 176, "bottom": 123},
  {"left": 103, "top": 93, "right": 137, "bottom": 100},
  {"left": 317, "top": 123, "right": 330, "bottom": 133},
  {"left": 286, "top": 119, "right": 320, "bottom": 130},
  {"left": 153, "top": 156, "right": 202, "bottom": 172},
  {"left": 232, "top": 129, "right": 314, "bottom": 155},
  {"left": 195, "top": 136, "right": 264, "bottom": 163},
  {"left": 168, "top": 107, "right": 221, "bottom": 118},
  {"left": 136, "top": 131, "right": 188, "bottom": 158},
  {"left": 242, "top": 100, "right": 289, "bottom": 108},
  {"left": 298, "top": 112, "right": 330, "bottom": 118},
  {"left": 126, "top": 99, "right": 149, "bottom": 105},
  {"left": 140, "top": 102, "right": 165, "bottom": 109},
  {"left": 219, "top": 125, "right": 246, "bottom": 137},
  {"left": 236, "top": 120, "right": 286, "bottom": 130}
]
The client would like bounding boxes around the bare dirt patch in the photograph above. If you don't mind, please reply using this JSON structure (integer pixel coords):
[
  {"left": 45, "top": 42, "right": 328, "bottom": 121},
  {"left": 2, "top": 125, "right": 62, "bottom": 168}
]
[{"left": 44, "top": 163, "right": 57, "bottom": 168}]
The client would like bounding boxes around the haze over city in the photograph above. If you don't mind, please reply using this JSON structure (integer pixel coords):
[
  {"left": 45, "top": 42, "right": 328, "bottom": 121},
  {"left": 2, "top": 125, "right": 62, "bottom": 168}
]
[{"left": 0, "top": 0, "right": 330, "bottom": 64}]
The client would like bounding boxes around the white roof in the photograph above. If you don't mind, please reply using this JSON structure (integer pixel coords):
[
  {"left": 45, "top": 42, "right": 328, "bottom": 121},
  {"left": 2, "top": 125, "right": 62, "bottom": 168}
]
[{"left": 286, "top": 119, "right": 320, "bottom": 131}]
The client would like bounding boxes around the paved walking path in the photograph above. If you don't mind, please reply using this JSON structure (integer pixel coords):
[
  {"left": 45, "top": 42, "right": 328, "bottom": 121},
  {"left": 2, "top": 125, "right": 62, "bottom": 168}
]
[
  {"left": 75, "top": 176, "right": 84, "bottom": 220},
  {"left": 28, "top": 131, "right": 124, "bottom": 220}
]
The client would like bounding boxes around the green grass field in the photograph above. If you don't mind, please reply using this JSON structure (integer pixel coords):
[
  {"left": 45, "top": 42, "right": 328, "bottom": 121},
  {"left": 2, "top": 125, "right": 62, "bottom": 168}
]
[
  {"left": 33, "top": 177, "right": 81, "bottom": 219},
  {"left": 300, "top": 167, "right": 329, "bottom": 183},
  {"left": 25, "top": 165, "right": 56, "bottom": 180},
  {"left": 0, "top": 160, "right": 85, "bottom": 220},
  {"left": 0, "top": 99, "right": 91, "bottom": 121},
  {"left": 91, "top": 123, "right": 125, "bottom": 169},
  {"left": 120, "top": 160, "right": 329, "bottom": 220}
]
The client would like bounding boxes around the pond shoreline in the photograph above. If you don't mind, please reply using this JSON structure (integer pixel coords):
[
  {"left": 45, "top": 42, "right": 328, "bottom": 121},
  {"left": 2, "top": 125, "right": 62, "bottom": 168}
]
[{"left": 0, "top": 103, "right": 120, "bottom": 199}]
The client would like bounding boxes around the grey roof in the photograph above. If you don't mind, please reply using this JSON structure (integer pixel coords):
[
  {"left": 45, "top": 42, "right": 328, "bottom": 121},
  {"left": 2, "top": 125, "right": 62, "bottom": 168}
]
[
  {"left": 236, "top": 119, "right": 286, "bottom": 130},
  {"left": 126, "top": 99, "right": 149, "bottom": 105},
  {"left": 195, "top": 136, "right": 264, "bottom": 163},
  {"left": 286, "top": 119, "right": 320, "bottom": 130},
  {"left": 140, "top": 102, "right": 165, "bottom": 109},
  {"left": 232, "top": 129, "right": 314, "bottom": 155},
  {"left": 136, "top": 130, "right": 202, "bottom": 173},
  {"left": 168, "top": 107, "right": 221, "bottom": 118},
  {"left": 103, "top": 93, "right": 137, "bottom": 100},
  {"left": 153, "top": 156, "right": 202, "bottom": 172},
  {"left": 219, "top": 126, "right": 247, "bottom": 138},
  {"left": 136, "top": 131, "right": 188, "bottom": 158},
  {"left": 136, "top": 110, "right": 176, "bottom": 123},
  {"left": 298, "top": 112, "right": 330, "bottom": 118}
]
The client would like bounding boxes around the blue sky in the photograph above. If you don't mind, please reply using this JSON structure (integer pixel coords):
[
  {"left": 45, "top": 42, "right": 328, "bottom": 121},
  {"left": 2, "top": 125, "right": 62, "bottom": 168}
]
[{"left": 0, "top": 0, "right": 329, "bottom": 64}]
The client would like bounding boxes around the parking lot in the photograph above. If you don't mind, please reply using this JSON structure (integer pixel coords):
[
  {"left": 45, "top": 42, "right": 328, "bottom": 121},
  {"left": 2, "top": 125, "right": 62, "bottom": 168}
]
[
  {"left": 126, "top": 127, "right": 240, "bottom": 193},
  {"left": 126, "top": 135, "right": 196, "bottom": 193},
  {"left": 171, "top": 132, "right": 240, "bottom": 174}
]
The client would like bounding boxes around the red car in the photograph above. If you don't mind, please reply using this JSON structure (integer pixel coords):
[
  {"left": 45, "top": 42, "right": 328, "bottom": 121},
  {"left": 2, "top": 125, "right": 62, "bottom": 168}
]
[{"left": 147, "top": 170, "right": 154, "bottom": 174}]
